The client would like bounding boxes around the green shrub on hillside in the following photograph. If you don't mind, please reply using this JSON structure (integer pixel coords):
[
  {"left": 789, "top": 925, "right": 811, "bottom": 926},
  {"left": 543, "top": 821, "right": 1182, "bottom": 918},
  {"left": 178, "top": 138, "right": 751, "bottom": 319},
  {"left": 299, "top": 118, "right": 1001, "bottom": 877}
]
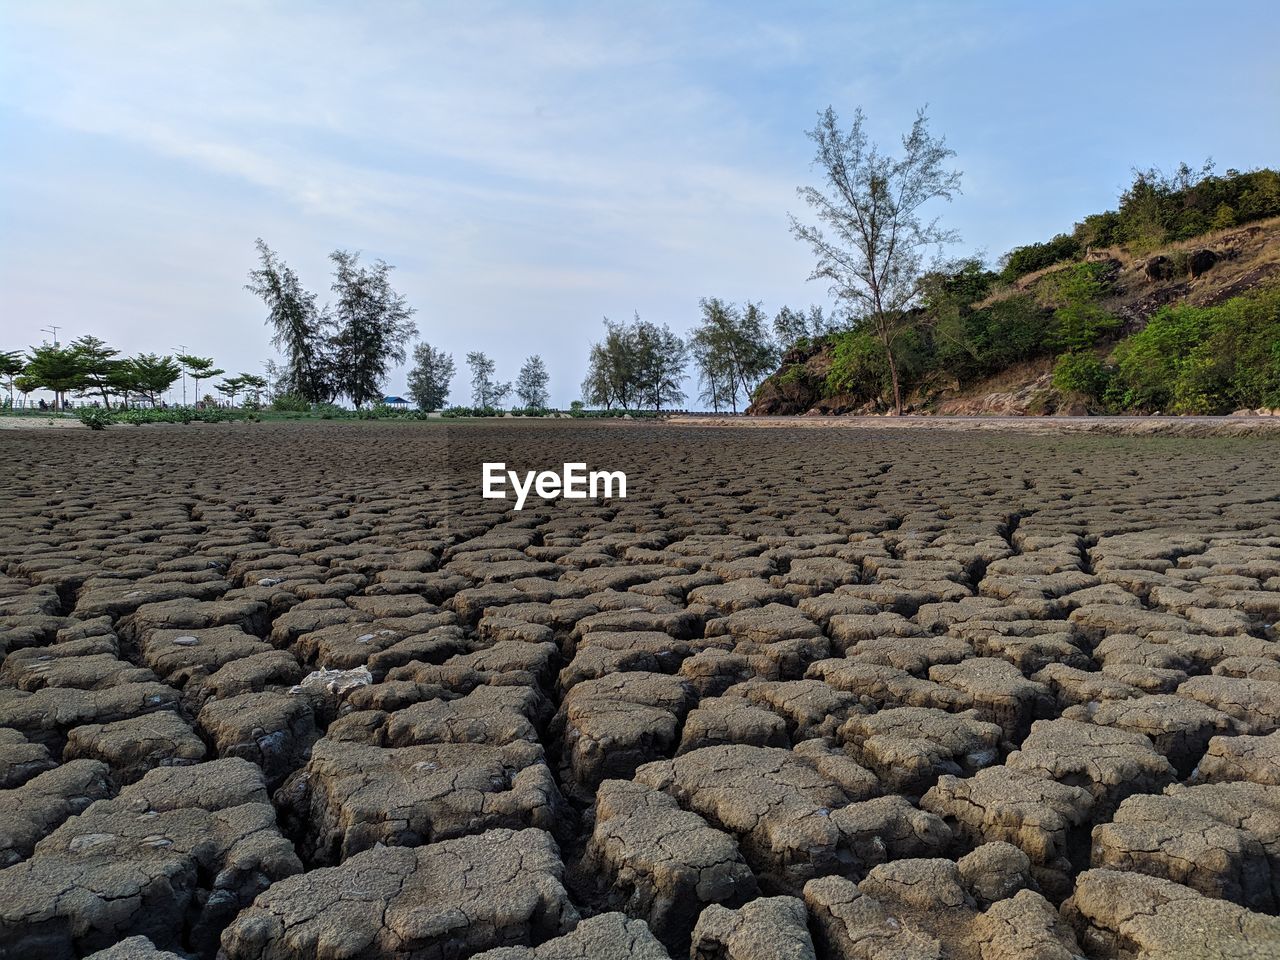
[
  {"left": 1043, "top": 263, "right": 1120, "bottom": 352},
  {"left": 1052, "top": 352, "right": 1110, "bottom": 400},
  {"left": 933, "top": 295, "right": 1050, "bottom": 387},
  {"left": 1077, "top": 165, "right": 1280, "bottom": 251},
  {"left": 999, "top": 233, "right": 1082, "bottom": 283},
  {"left": 824, "top": 331, "right": 890, "bottom": 403},
  {"left": 1112, "top": 286, "right": 1280, "bottom": 413}
]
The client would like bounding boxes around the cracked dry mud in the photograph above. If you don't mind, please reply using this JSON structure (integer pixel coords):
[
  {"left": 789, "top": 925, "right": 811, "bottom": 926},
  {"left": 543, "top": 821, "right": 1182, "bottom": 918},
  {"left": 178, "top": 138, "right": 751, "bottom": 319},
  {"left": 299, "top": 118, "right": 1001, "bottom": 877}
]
[{"left": 1, "top": 420, "right": 1280, "bottom": 959}]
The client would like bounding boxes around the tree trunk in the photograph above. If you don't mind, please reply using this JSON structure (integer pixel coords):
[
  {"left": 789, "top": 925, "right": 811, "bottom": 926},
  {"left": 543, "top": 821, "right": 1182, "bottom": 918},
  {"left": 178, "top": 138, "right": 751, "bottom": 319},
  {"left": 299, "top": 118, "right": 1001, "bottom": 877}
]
[{"left": 884, "top": 342, "right": 903, "bottom": 415}]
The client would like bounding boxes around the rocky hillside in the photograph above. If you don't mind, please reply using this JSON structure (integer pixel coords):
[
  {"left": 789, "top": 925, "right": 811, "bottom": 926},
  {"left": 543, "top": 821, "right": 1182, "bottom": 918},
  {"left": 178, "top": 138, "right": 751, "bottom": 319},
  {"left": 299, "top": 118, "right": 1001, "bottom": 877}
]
[{"left": 749, "top": 216, "right": 1280, "bottom": 417}]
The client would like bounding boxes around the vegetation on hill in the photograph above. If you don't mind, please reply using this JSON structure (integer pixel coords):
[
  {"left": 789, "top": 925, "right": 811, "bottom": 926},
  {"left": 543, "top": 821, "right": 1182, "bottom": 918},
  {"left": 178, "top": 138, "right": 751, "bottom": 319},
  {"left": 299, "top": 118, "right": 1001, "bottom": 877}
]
[{"left": 751, "top": 161, "right": 1280, "bottom": 417}]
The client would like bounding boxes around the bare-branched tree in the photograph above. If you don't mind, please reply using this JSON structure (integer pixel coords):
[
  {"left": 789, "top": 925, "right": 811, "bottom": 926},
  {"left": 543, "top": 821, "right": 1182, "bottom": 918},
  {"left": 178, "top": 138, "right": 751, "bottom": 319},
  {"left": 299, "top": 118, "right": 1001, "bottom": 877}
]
[{"left": 791, "top": 106, "right": 962, "bottom": 414}]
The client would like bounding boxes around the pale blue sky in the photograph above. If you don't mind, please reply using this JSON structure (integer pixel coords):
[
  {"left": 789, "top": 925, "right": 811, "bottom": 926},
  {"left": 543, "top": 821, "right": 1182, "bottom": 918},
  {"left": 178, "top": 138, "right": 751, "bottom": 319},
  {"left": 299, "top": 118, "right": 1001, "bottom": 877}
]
[{"left": 2, "top": 1, "right": 1277, "bottom": 406}]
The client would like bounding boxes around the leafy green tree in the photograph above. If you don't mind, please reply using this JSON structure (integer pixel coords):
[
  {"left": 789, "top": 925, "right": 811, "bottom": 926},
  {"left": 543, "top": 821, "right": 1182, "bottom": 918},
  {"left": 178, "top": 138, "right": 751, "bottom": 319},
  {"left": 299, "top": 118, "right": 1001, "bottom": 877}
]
[
  {"left": 1112, "top": 287, "right": 1280, "bottom": 413},
  {"left": 466, "top": 352, "right": 510, "bottom": 408},
  {"left": 176, "top": 355, "right": 224, "bottom": 407},
  {"left": 632, "top": 320, "right": 687, "bottom": 411},
  {"left": 407, "top": 343, "right": 455, "bottom": 411},
  {"left": 515, "top": 355, "right": 551, "bottom": 409},
  {"left": 239, "top": 373, "right": 268, "bottom": 407},
  {"left": 689, "top": 302, "right": 738, "bottom": 412},
  {"left": 24, "top": 343, "right": 85, "bottom": 410},
  {"left": 0, "top": 350, "right": 24, "bottom": 409},
  {"left": 581, "top": 318, "right": 641, "bottom": 408},
  {"left": 246, "top": 239, "right": 332, "bottom": 403},
  {"left": 689, "top": 299, "right": 776, "bottom": 413},
  {"left": 791, "top": 106, "right": 962, "bottom": 414},
  {"left": 328, "top": 250, "right": 418, "bottom": 408},
  {"left": 215, "top": 375, "right": 247, "bottom": 406},
  {"left": 1052, "top": 352, "right": 1110, "bottom": 400},
  {"left": 824, "top": 330, "right": 891, "bottom": 403},
  {"left": 920, "top": 258, "right": 1037, "bottom": 387},
  {"left": 72, "top": 335, "right": 123, "bottom": 409},
  {"left": 581, "top": 314, "right": 689, "bottom": 410},
  {"left": 735, "top": 302, "right": 777, "bottom": 399},
  {"left": 1045, "top": 265, "right": 1119, "bottom": 353},
  {"left": 772, "top": 305, "right": 834, "bottom": 348},
  {"left": 119, "top": 354, "right": 181, "bottom": 406},
  {"left": 998, "top": 234, "right": 1082, "bottom": 283},
  {"left": 14, "top": 374, "right": 39, "bottom": 409}
]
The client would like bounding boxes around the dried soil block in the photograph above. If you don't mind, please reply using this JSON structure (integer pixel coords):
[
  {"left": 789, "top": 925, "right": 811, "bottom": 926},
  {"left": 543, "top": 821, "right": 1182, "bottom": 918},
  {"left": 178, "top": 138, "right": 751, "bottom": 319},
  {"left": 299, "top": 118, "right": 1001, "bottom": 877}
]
[
  {"left": 1092, "top": 781, "right": 1280, "bottom": 911},
  {"left": 581, "top": 779, "right": 756, "bottom": 952},
  {"left": 922, "top": 766, "right": 1094, "bottom": 898},
  {"left": 553, "top": 672, "right": 696, "bottom": 797},
  {"left": 221, "top": 828, "right": 577, "bottom": 960},
  {"left": 1066, "top": 693, "right": 1238, "bottom": 777},
  {"left": 279, "top": 737, "right": 565, "bottom": 863},
  {"left": 0, "top": 759, "right": 113, "bottom": 867},
  {"left": 1005, "top": 717, "right": 1175, "bottom": 818},
  {"left": 64, "top": 712, "right": 206, "bottom": 784},
  {"left": 689, "top": 896, "right": 815, "bottom": 960},
  {"left": 1063, "top": 868, "right": 1280, "bottom": 959},
  {"left": 1194, "top": 730, "right": 1280, "bottom": 786},
  {"left": 473, "top": 913, "right": 672, "bottom": 960},
  {"left": 635, "top": 744, "right": 947, "bottom": 893},
  {"left": 0, "top": 758, "right": 301, "bottom": 958},
  {"left": 838, "top": 706, "right": 1002, "bottom": 795}
]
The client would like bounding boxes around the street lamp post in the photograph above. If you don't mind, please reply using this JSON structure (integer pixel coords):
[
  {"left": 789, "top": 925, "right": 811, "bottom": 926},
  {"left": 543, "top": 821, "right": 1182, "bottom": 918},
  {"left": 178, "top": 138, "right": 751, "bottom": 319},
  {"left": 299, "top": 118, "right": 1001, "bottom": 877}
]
[{"left": 174, "top": 345, "right": 187, "bottom": 406}]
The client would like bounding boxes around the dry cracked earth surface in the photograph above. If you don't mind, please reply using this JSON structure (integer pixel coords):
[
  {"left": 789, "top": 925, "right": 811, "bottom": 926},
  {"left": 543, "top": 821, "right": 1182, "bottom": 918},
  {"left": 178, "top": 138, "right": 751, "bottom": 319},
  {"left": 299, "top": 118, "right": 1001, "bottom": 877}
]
[{"left": 2, "top": 420, "right": 1280, "bottom": 960}]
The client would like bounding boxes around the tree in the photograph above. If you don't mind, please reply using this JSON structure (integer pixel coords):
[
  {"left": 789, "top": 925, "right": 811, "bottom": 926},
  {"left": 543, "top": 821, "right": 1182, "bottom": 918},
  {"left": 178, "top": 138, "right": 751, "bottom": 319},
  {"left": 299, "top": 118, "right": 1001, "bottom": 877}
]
[
  {"left": 515, "top": 355, "right": 551, "bottom": 409},
  {"left": 688, "top": 299, "right": 776, "bottom": 413},
  {"left": 791, "top": 106, "right": 962, "bottom": 414},
  {"left": 689, "top": 332, "right": 735, "bottom": 413},
  {"left": 580, "top": 314, "right": 687, "bottom": 410},
  {"left": 581, "top": 318, "right": 639, "bottom": 409},
  {"left": 239, "top": 373, "right": 268, "bottom": 407},
  {"left": 176, "top": 355, "right": 224, "bottom": 407},
  {"left": 24, "top": 343, "right": 84, "bottom": 411},
  {"left": 328, "top": 250, "right": 418, "bottom": 408},
  {"left": 215, "top": 375, "right": 247, "bottom": 407},
  {"left": 632, "top": 319, "right": 687, "bottom": 411},
  {"left": 406, "top": 343, "right": 455, "bottom": 411},
  {"left": 773, "top": 305, "right": 835, "bottom": 348},
  {"left": 1046, "top": 267, "right": 1119, "bottom": 353},
  {"left": 0, "top": 351, "right": 25, "bottom": 409},
  {"left": 120, "top": 354, "right": 181, "bottom": 406},
  {"left": 467, "top": 352, "right": 510, "bottom": 408},
  {"left": 734, "top": 302, "right": 777, "bottom": 399},
  {"left": 70, "top": 336, "right": 121, "bottom": 409},
  {"left": 14, "top": 374, "right": 39, "bottom": 410},
  {"left": 246, "top": 239, "right": 333, "bottom": 403},
  {"left": 263, "top": 360, "right": 281, "bottom": 404},
  {"left": 690, "top": 302, "right": 738, "bottom": 412}
]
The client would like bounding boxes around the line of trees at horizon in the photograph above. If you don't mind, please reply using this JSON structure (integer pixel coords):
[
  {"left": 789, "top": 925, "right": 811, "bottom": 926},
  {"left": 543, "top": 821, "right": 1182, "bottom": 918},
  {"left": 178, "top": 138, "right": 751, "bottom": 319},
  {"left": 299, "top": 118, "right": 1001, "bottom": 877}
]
[
  {"left": 403, "top": 347, "right": 549, "bottom": 412},
  {"left": 0, "top": 338, "right": 270, "bottom": 412},
  {"left": 577, "top": 301, "right": 839, "bottom": 413}
]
